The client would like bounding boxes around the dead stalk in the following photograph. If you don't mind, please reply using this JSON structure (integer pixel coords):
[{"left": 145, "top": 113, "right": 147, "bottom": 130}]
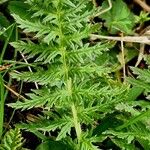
[
  {"left": 90, "top": 34, "right": 150, "bottom": 44},
  {"left": 120, "top": 34, "right": 126, "bottom": 81},
  {"left": 134, "top": 0, "right": 150, "bottom": 12},
  {"left": 4, "top": 84, "right": 25, "bottom": 100},
  {"left": 20, "top": 53, "right": 39, "bottom": 89}
]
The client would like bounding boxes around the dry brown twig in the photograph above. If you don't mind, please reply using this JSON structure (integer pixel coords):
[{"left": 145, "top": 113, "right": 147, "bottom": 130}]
[
  {"left": 90, "top": 33, "right": 150, "bottom": 71},
  {"left": 20, "top": 53, "right": 39, "bottom": 89},
  {"left": 135, "top": 43, "right": 145, "bottom": 67},
  {"left": 134, "top": 27, "right": 150, "bottom": 67},
  {"left": 134, "top": 0, "right": 150, "bottom": 12},
  {"left": 0, "top": 64, "right": 12, "bottom": 71},
  {"left": 120, "top": 33, "right": 126, "bottom": 81},
  {"left": 4, "top": 84, "right": 25, "bottom": 100},
  {"left": 90, "top": 34, "right": 150, "bottom": 44}
]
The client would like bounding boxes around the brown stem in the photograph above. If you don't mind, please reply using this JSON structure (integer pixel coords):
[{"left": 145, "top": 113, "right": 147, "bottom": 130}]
[
  {"left": 134, "top": 0, "right": 150, "bottom": 12},
  {"left": 4, "top": 84, "right": 25, "bottom": 100}
]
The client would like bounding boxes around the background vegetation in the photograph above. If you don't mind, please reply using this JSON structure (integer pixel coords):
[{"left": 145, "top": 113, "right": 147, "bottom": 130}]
[{"left": 0, "top": 0, "right": 150, "bottom": 149}]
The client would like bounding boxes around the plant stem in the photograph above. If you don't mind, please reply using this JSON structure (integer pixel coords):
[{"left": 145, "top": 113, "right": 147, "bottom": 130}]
[
  {"left": 134, "top": 0, "right": 150, "bottom": 12},
  {"left": 71, "top": 103, "right": 81, "bottom": 143},
  {"left": 0, "top": 24, "right": 15, "bottom": 64},
  {"left": 57, "top": 0, "right": 82, "bottom": 144},
  {"left": 90, "top": 34, "right": 150, "bottom": 44},
  {"left": 0, "top": 74, "right": 5, "bottom": 139},
  {"left": 120, "top": 33, "right": 126, "bottom": 81}
]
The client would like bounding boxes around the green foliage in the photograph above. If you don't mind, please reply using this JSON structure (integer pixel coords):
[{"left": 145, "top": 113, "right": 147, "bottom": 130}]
[
  {"left": 101, "top": 0, "right": 135, "bottom": 34},
  {"left": 0, "top": 12, "right": 10, "bottom": 29},
  {"left": 0, "top": 0, "right": 8, "bottom": 4},
  {"left": 0, "top": 128, "right": 24, "bottom": 150},
  {"left": 110, "top": 66, "right": 150, "bottom": 149},
  {"left": 8, "top": 1, "right": 30, "bottom": 20},
  {"left": 36, "top": 140, "right": 72, "bottom": 150},
  {"left": 105, "top": 123, "right": 150, "bottom": 149},
  {"left": 0, "top": 1, "right": 26, "bottom": 148},
  {"left": 127, "top": 67, "right": 150, "bottom": 92},
  {"left": 135, "top": 11, "right": 150, "bottom": 25},
  {"left": 0, "top": 1, "right": 19, "bottom": 42},
  {"left": 0, "top": 7, "right": 10, "bottom": 40},
  {"left": 3, "top": 0, "right": 150, "bottom": 149}
]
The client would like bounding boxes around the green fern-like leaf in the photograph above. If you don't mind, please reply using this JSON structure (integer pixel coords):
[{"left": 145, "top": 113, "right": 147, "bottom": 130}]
[
  {"left": 0, "top": 128, "right": 24, "bottom": 150},
  {"left": 130, "top": 67, "right": 150, "bottom": 83},
  {"left": 7, "top": 0, "right": 136, "bottom": 149},
  {"left": 105, "top": 123, "right": 150, "bottom": 146},
  {"left": 127, "top": 67, "right": 150, "bottom": 92}
]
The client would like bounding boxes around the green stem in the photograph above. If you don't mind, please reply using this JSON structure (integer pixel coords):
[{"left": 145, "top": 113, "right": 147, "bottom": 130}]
[
  {"left": 71, "top": 103, "right": 82, "bottom": 143},
  {"left": 56, "top": 2, "right": 82, "bottom": 144},
  {"left": 0, "top": 74, "right": 5, "bottom": 139},
  {"left": 0, "top": 24, "right": 15, "bottom": 64},
  {"left": 0, "top": 23, "right": 18, "bottom": 139},
  {"left": 13, "top": 24, "right": 18, "bottom": 60}
]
